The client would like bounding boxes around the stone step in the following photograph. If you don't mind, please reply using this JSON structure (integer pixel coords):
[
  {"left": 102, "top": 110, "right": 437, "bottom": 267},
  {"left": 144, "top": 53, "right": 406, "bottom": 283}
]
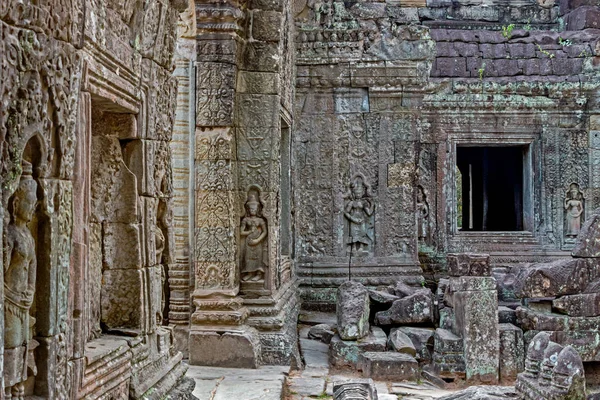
[{"left": 358, "top": 352, "right": 419, "bottom": 382}]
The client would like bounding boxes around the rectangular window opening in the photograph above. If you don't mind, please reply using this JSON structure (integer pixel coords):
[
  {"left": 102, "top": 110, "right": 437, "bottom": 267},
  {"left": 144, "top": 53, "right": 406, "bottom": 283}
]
[{"left": 456, "top": 145, "right": 528, "bottom": 232}]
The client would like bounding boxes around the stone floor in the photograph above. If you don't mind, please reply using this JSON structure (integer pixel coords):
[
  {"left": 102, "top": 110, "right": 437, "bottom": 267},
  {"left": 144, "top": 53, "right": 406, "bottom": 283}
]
[
  {"left": 187, "top": 365, "right": 289, "bottom": 400},
  {"left": 284, "top": 323, "right": 456, "bottom": 400}
]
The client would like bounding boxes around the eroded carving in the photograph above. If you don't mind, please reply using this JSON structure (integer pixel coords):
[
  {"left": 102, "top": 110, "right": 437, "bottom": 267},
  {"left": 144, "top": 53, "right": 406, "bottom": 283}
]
[
  {"left": 4, "top": 161, "right": 38, "bottom": 399},
  {"left": 565, "top": 183, "right": 584, "bottom": 238},
  {"left": 240, "top": 188, "right": 268, "bottom": 283},
  {"left": 344, "top": 174, "right": 375, "bottom": 255}
]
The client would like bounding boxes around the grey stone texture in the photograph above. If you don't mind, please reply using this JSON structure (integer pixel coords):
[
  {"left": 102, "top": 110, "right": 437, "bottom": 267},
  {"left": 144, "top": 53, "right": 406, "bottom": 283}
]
[
  {"left": 308, "top": 323, "right": 336, "bottom": 344},
  {"left": 387, "top": 329, "right": 418, "bottom": 356},
  {"left": 359, "top": 352, "right": 420, "bottom": 381},
  {"left": 329, "top": 327, "right": 388, "bottom": 368},
  {"left": 374, "top": 289, "right": 434, "bottom": 325},
  {"left": 516, "top": 333, "right": 587, "bottom": 400},
  {"left": 337, "top": 281, "right": 371, "bottom": 340}
]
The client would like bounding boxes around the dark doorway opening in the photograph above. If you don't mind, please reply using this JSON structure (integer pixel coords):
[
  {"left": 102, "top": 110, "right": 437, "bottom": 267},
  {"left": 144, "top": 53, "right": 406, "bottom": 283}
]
[{"left": 457, "top": 146, "right": 525, "bottom": 231}]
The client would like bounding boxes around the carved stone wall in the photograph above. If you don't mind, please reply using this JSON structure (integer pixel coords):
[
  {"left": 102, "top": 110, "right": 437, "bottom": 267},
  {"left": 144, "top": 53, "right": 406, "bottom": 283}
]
[
  {"left": 189, "top": 0, "right": 300, "bottom": 367},
  {"left": 1, "top": 0, "right": 191, "bottom": 398},
  {"left": 293, "top": 0, "right": 600, "bottom": 307}
]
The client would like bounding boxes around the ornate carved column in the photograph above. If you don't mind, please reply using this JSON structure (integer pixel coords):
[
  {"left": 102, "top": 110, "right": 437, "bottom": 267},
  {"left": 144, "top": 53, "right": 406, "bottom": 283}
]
[{"left": 189, "top": 0, "right": 262, "bottom": 367}]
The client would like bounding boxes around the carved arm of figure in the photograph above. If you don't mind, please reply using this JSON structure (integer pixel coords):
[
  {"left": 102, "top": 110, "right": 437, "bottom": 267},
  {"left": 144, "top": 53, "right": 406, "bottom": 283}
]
[
  {"left": 240, "top": 218, "right": 252, "bottom": 237},
  {"left": 344, "top": 202, "right": 363, "bottom": 224},
  {"left": 4, "top": 234, "right": 14, "bottom": 275},
  {"left": 422, "top": 202, "right": 429, "bottom": 218},
  {"left": 564, "top": 198, "right": 570, "bottom": 210},
  {"left": 25, "top": 255, "right": 36, "bottom": 307},
  {"left": 363, "top": 199, "right": 375, "bottom": 217},
  {"left": 248, "top": 219, "right": 267, "bottom": 246}
]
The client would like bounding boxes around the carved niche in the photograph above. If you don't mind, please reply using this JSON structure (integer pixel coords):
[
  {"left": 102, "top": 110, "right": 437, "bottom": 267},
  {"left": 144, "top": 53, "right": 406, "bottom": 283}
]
[
  {"left": 240, "top": 187, "right": 269, "bottom": 289},
  {"left": 343, "top": 173, "right": 375, "bottom": 256},
  {"left": 417, "top": 185, "right": 430, "bottom": 244},
  {"left": 564, "top": 183, "right": 584, "bottom": 239},
  {"left": 4, "top": 160, "right": 39, "bottom": 399}
]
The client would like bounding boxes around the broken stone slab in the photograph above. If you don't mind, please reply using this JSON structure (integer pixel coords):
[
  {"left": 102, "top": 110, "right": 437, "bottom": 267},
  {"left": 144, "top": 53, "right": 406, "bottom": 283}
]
[
  {"left": 447, "top": 253, "right": 491, "bottom": 277},
  {"left": 308, "top": 323, "right": 335, "bottom": 344},
  {"left": 397, "top": 327, "right": 435, "bottom": 362},
  {"left": 516, "top": 306, "right": 600, "bottom": 332},
  {"left": 393, "top": 276, "right": 427, "bottom": 298},
  {"left": 434, "top": 328, "right": 463, "bottom": 354},
  {"left": 514, "top": 258, "right": 599, "bottom": 298},
  {"left": 553, "top": 292, "right": 600, "bottom": 317},
  {"left": 332, "top": 378, "right": 377, "bottom": 400},
  {"left": 387, "top": 328, "right": 417, "bottom": 356},
  {"left": 374, "top": 289, "right": 434, "bottom": 326},
  {"left": 329, "top": 327, "right": 387, "bottom": 368},
  {"left": 368, "top": 289, "right": 399, "bottom": 305},
  {"left": 498, "top": 306, "right": 517, "bottom": 325},
  {"left": 359, "top": 352, "right": 419, "bottom": 382},
  {"left": 499, "top": 323, "right": 525, "bottom": 384},
  {"left": 437, "top": 385, "right": 518, "bottom": 399},
  {"left": 454, "top": 285, "right": 500, "bottom": 384},
  {"left": 572, "top": 208, "right": 600, "bottom": 258},
  {"left": 337, "top": 281, "right": 370, "bottom": 340}
]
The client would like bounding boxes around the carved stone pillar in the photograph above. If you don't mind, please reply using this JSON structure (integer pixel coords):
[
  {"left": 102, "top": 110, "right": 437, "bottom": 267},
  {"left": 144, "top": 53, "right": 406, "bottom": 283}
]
[{"left": 189, "top": 0, "right": 261, "bottom": 367}]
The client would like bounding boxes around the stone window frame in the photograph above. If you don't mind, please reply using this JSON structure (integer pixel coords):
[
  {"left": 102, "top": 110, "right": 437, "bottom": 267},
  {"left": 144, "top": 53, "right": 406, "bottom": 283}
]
[{"left": 446, "top": 133, "right": 536, "bottom": 238}]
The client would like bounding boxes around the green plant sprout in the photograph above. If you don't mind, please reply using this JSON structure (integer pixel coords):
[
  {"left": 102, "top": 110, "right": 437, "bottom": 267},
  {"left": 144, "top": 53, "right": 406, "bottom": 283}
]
[
  {"left": 558, "top": 37, "right": 572, "bottom": 47},
  {"left": 502, "top": 24, "right": 515, "bottom": 39},
  {"left": 536, "top": 43, "right": 555, "bottom": 58}
]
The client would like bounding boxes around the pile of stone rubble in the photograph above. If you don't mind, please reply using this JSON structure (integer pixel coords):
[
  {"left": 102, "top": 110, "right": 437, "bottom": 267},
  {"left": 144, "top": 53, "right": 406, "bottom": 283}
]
[{"left": 303, "top": 210, "right": 600, "bottom": 400}]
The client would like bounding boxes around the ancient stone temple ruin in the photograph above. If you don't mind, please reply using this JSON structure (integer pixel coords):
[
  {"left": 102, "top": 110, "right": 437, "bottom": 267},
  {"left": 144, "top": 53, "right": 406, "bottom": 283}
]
[{"left": 1, "top": 0, "right": 600, "bottom": 398}]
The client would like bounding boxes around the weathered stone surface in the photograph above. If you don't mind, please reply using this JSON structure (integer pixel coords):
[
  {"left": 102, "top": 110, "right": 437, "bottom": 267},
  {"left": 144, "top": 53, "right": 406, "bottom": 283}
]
[
  {"left": 388, "top": 329, "right": 417, "bottom": 356},
  {"left": 573, "top": 209, "right": 600, "bottom": 257},
  {"left": 329, "top": 327, "right": 387, "bottom": 368},
  {"left": 333, "top": 379, "right": 377, "bottom": 400},
  {"left": 553, "top": 292, "right": 600, "bottom": 317},
  {"left": 398, "top": 327, "right": 435, "bottom": 362},
  {"left": 499, "top": 324, "right": 525, "bottom": 383},
  {"left": 498, "top": 306, "right": 518, "bottom": 325},
  {"left": 447, "top": 253, "right": 491, "bottom": 277},
  {"left": 359, "top": 352, "right": 419, "bottom": 381},
  {"left": 374, "top": 289, "right": 434, "bottom": 325},
  {"left": 454, "top": 279, "right": 499, "bottom": 384},
  {"left": 514, "top": 258, "right": 598, "bottom": 298},
  {"left": 368, "top": 289, "right": 400, "bottom": 305},
  {"left": 308, "top": 324, "right": 336, "bottom": 344},
  {"left": 517, "top": 337, "right": 587, "bottom": 400},
  {"left": 437, "top": 386, "right": 518, "bottom": 399},
  {"left": 189, "top": 330, "right": 261, "bottom": 368},
  {"left": 434, "top": 329, "right": 464, "bottom": 355},
  {"left": 337, "top": 281, "right": 370, "bottom": 340}
]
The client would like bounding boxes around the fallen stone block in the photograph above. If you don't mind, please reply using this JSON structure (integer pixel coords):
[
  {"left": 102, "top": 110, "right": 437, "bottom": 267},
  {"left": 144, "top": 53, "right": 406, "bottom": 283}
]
[
  {"left": 387, "top": 328, "right": 417, "bottom": 356},
  {"left": 359, "top": 352, "right": 419, "bottom": 382},
  {"left": 514, "top": 258, "right": 599, "bottom": 298},
  {"left": 308, "top": 323, "right": 335, "bottom": 344},
  {"left": 553, "top": 292, "right": 600, "bottom": 317},
  {"left": 374, "top": 289, "right": 434, "bottom": 326},
  {"left": 337, "top": 281, "right": 370, "bottom": 340},
  {"left": 499, "top": 323, "right": 525, "bottom": 383},
  {"left": 498, "top": 306, "right": 517, "bottom": 325},
  {"left": 329, "top": 327, "right": 387, "bottom": 368},
  {"left": 397, "top": 327, "right": 435, "bottom": 362},
  {"left": 368, "top": 289, "right": 399, "bottom": 305}
]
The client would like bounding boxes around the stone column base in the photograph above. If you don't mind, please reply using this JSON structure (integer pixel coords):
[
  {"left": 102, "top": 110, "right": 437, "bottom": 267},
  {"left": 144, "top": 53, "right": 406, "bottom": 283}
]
[{"left": 189, "top": 327, "right": 261, "bottom": 368}]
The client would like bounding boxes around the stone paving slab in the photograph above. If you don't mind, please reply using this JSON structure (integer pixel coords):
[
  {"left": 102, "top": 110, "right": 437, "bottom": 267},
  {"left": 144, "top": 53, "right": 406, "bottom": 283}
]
[{"left": 188, "top": 365, "right": 289, "bottom": 400}]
